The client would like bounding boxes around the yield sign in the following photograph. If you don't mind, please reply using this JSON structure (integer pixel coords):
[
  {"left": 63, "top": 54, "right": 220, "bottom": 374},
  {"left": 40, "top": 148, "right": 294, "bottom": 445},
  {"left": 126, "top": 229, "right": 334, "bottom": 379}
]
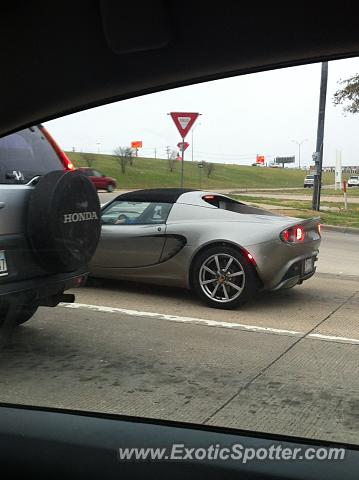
[
  {"left": 170, "top": 112, "right": 199, "bottom": 139},
  {"left": 177, "top": 141, "right": 189, "bottom": 151}
]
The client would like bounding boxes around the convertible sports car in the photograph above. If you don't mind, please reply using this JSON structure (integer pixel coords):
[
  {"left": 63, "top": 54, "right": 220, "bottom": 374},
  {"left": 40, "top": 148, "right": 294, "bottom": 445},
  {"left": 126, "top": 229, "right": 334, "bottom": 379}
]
[{"left": 90, "top": 189, "right": 321, "bottom": 309}]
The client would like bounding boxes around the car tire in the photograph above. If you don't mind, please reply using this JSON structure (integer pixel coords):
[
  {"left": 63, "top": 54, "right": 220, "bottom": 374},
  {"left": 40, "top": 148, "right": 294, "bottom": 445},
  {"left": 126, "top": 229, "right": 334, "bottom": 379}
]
[
  {"left": 191, "top": 245, "right": 258, "bottom": 309},
  {"left": 107, "top": 184, "right": 114, "bottom": 193},
  {"left": 14, "top": 304, "right": 39, "bottom": 326},
  {"left": 0, "top": 302, "right": 38, "bottom": 330}
]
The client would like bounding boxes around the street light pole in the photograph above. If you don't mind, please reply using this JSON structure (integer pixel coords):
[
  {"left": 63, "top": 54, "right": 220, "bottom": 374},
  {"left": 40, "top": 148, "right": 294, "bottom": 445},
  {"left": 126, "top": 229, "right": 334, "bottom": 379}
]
[{"left": 292, "top": 139, "right": 307, "bottom": 169}]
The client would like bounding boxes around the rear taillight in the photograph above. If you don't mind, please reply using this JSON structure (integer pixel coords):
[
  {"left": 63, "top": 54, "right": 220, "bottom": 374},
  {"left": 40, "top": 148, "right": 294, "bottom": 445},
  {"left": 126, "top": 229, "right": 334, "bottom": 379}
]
[
  {"left": 296, "top": 226, "right": 305, "bottom": 241},
  {"left": 280, "top": 225, "right": 306, "bottom": 243},
  {"left": 39, "top": 126, "right": 75, "bottom": 171}
]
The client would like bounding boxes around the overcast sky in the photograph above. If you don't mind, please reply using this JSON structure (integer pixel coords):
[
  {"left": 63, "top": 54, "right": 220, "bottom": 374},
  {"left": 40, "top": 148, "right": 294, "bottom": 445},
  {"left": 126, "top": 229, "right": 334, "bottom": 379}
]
[{"left": 46, "top": 57, "right": 359, "bottom": 167}]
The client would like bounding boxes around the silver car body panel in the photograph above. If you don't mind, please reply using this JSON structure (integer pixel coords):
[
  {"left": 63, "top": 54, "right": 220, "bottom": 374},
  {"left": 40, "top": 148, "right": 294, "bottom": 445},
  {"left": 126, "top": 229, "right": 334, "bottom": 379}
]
[
  {"left": 93, "top": 223, "right": 167, "bottom": 268},
  {"left": 90, "top": 190, "right": 321, "bottom": 290},
  {"left": 0, "top": 184, "right": 33, "bottom": 235}
]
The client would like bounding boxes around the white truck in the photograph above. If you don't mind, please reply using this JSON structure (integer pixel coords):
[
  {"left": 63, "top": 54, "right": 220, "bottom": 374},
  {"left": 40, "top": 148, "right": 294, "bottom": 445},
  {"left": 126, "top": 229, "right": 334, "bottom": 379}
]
[{"left": 348, "top": 175, "right": 359, "bottom": 187}]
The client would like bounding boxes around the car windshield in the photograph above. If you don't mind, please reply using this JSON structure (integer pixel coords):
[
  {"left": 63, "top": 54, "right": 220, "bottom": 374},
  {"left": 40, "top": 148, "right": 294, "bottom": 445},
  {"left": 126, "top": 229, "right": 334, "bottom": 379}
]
[{"left": 2, "top": 57, "right": 359, "bottom": 449}]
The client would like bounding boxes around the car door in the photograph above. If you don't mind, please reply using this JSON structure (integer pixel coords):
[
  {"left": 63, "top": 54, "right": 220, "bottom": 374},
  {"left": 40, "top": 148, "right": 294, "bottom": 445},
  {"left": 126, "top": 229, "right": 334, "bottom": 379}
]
[{"left": 92, "top": 201, "right": 172, "bottom": 268}]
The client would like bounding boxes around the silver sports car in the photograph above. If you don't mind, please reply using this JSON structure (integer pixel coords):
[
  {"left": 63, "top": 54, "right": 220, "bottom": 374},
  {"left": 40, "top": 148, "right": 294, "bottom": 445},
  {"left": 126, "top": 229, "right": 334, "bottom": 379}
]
[{"left": 90, "top": 189, "right": 321, "bottom": 309}]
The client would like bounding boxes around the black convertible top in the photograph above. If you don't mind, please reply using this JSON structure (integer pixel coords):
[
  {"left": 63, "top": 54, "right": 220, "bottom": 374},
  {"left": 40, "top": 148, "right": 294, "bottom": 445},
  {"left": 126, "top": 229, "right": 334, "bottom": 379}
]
[{"left": 116, "top": 188, "right": 197, "bottom": 204}]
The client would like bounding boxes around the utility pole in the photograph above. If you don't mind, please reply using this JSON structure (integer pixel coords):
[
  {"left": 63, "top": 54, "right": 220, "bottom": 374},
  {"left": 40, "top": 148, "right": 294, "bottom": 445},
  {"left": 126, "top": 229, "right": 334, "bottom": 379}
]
[
  {"left": 154, "top": 148, "right": 157, "bottom": 159},
  {"left": 312, "top": 62, "right": 328, "bottom": 211}
]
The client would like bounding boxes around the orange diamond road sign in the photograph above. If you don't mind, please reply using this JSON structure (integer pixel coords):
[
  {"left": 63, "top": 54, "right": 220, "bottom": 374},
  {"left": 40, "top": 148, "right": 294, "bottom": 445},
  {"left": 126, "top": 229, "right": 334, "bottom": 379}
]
[{"left": 170, "top": 112, "right": 199, "bottom": 139}]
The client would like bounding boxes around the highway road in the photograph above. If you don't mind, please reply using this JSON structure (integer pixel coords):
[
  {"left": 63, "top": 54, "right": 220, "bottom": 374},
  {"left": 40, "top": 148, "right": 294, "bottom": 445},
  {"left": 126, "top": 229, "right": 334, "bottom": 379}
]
[{"left": 0, "top": 230, "right": 358, "bottom": 446}]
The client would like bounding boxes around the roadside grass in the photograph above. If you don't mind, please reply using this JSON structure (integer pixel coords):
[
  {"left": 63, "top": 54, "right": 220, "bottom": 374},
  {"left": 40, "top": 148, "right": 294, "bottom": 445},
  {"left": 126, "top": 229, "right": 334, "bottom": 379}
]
[
  {"left": 232, "top": 195, "right": 353, "bottom": 210},
  {"left": 232, "top": 195, "right": 359, "bottom": 228},
  {"left": 67, "top": 152, "right": 335, "bottom": 190},
  {"left": 250, "top": 187, "right": 359, "bottom": 197}
]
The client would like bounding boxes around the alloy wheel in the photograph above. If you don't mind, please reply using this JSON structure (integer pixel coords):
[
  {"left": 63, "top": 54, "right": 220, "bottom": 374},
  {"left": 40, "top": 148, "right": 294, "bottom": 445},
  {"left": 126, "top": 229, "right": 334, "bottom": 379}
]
[{"left": 199, "top": 253, "right": 246, "bottom": 303}]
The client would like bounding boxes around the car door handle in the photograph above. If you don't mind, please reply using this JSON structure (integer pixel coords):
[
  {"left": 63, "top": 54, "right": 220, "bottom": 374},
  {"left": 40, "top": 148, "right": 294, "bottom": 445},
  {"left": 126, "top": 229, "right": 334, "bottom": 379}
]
[{"left": 0, "top": 202, "right": 5, "bottom": 209}]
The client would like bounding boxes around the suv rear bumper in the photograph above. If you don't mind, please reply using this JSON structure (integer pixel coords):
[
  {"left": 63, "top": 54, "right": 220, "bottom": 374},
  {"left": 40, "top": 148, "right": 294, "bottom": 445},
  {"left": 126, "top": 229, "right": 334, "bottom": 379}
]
[
  {"left": 0, "top": 232, "right": 88, "bottom": 304},
  {"left": 0, "top": 269, "right": 88, "bottom": 303}
]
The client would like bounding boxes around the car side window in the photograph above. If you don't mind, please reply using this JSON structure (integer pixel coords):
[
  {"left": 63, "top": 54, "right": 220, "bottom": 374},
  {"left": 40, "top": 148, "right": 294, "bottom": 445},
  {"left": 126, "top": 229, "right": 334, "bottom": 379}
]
[
  {"left": 93, "top": 170, "right": 103, "bottom": 177},
  {"left": 101, "top": 201, "right": 173, "bottom": 225},
  {"left": 81, "top": 169, "right": 93, "bottom": 176}
]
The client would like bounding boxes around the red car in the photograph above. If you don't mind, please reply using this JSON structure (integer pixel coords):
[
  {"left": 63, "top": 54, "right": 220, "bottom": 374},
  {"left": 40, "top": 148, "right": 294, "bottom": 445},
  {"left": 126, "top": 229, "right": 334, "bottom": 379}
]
[{"left": 78, "top": 167, "right": 117, "bottom": 192}]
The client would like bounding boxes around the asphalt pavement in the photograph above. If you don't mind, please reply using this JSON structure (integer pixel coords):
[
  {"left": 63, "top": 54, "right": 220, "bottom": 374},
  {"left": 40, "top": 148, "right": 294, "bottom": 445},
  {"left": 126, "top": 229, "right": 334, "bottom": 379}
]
[{"left": 0, "top": 230, "right": 358, "bottom": 445}]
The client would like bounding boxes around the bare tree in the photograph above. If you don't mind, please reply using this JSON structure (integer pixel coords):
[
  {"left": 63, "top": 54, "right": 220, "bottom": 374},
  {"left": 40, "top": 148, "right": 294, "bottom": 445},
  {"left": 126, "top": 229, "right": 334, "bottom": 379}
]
[
  {"left": 113, "top": 147, "right": 133, "bottom": 174},
  {"left": 168, "top": 150, "right": 177, "bottom": 172},
  {"left": 203, "top": 161, "right": 215, "bottom": 178}
]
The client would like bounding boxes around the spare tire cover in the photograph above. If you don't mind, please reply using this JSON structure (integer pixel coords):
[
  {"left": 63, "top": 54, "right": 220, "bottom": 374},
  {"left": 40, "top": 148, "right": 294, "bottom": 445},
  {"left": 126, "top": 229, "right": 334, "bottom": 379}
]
[{"left": 27, "top": 170, "right": 101, "bottom": 272}]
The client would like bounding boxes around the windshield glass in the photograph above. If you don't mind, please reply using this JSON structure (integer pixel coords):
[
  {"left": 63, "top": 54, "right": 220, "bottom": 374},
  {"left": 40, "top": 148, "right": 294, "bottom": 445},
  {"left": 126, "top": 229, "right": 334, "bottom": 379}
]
[{"left": 1, "top": 57, "right": 359, "bottom": 448}]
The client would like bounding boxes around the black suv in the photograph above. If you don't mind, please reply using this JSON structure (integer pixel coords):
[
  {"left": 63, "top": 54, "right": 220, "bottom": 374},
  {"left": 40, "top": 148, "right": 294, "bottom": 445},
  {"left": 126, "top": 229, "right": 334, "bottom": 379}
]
[{"left": 0, "top": 125, "right": 101, "bottom": 328}]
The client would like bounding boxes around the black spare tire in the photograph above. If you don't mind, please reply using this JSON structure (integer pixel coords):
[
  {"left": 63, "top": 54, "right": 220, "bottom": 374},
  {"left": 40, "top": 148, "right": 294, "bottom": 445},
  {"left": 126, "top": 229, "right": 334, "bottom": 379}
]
[{"left": 27, "top": 170, "right": 101, "bottom": 272}]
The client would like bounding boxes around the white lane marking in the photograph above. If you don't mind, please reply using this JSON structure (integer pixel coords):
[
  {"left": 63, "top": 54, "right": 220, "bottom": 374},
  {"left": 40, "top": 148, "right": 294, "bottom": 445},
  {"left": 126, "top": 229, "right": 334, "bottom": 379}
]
[
  {"left": 61, "top": 303, "right": 303, "bottom": 336},
  {"left": 60, "top": 303, "right": 359, "bottom": 346},
  {"left": 308, "top": 333, "right": 359, "bottom": 345}
]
